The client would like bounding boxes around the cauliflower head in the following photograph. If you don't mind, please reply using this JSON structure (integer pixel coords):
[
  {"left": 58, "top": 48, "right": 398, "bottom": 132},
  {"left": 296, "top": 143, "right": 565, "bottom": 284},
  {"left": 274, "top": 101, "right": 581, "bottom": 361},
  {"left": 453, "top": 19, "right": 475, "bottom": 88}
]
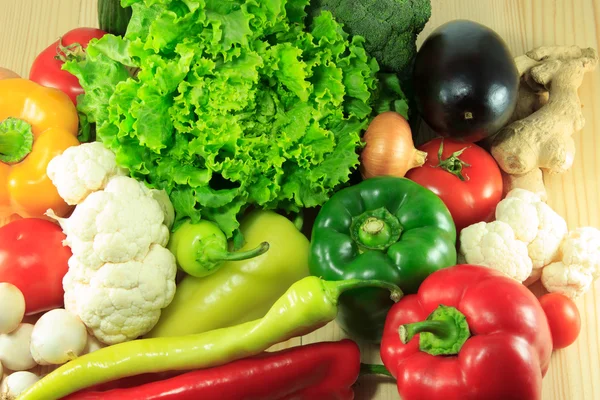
[
  {"left": 56, "top": 176, "right": 169, "bottom": 267},
  {"left": 496, "top": 188, "right": 567, "bottom": 270},
  {"left": 47, "top": 167, "right": 177, "bottom": 344},
  {"left": 459, "top": 221, "right": 533, "bottom": 282},
  {"left": 63, "top": 244, "right": 177, "bottom": 344},
  {"left": 47, "top": 142, "right": 127, "bottom": 205},
  {"left": 541, "top": 227, "right": 600, "bottom": 298}
]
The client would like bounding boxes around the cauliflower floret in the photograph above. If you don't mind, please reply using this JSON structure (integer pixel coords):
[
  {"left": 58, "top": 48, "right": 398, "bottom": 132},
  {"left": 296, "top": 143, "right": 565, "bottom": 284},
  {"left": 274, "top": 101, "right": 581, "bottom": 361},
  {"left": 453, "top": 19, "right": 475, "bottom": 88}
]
[
  {"left": 528, "top": 202, "right": 568, "bottom": 268},
  {"left": 47, "top": 142, "right": 127, "bottom": 205},
  {"left": 459, "top": 221, "right": 533, "bottom": 282},
  {"left": 541, "top": 227, "right": 600, "bottom": 298},
  {"left": 63, "top": 244, "right": 177, "bottom": 344},
  {"left": 149, "top": 189, "right": 175, "bottom": 229},
  {"left": 495, "top": 196, "right": 539, "bottom": 243},
  {"left": 496, "top": 188, "right": 567, "bottom": 271},
  {"left": 54, "top": 176, "right": 169, "bottom": 267},
  {"left": 560, "top": 227, "right": 600, "bottom": 278},
  {"left": 506, "top": 188, "right": 543, "bottom": 204},
  {"left": 541, "top": 262, "right": 593, "bottom": 299}
]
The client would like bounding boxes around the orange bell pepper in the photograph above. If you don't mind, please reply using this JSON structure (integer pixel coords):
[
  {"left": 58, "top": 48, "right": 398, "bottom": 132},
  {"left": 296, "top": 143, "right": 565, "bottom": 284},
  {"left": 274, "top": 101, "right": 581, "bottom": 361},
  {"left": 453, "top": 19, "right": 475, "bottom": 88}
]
[{"left": 0, "top": 78, "right": 80, "bottom": 220}]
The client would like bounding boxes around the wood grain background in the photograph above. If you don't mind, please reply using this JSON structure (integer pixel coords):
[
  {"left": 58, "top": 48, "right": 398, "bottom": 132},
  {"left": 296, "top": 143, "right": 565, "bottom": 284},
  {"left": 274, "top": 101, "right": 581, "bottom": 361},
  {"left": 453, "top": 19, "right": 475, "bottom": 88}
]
[{"left": 1, "top": 1, "right": 598, "bottom": 399}]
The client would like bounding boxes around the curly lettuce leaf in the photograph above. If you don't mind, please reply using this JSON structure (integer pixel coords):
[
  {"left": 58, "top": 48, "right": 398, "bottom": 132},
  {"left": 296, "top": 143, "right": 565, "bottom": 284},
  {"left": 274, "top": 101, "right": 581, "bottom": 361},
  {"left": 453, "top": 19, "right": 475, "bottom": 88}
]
[{"left": 68, "top": 0, "right": 408, "bottom": 236}]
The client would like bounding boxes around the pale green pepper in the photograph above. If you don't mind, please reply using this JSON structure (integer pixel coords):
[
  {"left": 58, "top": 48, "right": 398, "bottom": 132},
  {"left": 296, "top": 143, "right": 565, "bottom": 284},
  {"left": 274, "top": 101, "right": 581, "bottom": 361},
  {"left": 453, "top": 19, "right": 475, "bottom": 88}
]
[
  {"left": 147, "top": 210, "right": 310, "bottom": 338},
  {"left": 168, "top": 219, "right": 269, "bottom": 277}
]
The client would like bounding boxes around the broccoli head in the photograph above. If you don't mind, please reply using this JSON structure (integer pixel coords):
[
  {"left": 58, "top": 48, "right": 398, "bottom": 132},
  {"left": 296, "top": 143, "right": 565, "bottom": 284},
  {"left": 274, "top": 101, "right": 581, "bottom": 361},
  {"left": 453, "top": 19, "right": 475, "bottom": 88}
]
[{"left": 307, "top": 0, "right": 432, "bottom": 89}]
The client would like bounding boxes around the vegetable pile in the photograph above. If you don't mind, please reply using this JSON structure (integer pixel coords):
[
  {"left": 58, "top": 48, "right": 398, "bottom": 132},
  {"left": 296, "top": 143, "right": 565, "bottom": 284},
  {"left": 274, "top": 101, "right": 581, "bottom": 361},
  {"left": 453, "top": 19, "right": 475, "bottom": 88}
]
[
  {"left": 65, "top": 0, "right": 407, "bottom": 236},
  {"left": 1, "top": 1, "right": 599, "bottom": 400}
]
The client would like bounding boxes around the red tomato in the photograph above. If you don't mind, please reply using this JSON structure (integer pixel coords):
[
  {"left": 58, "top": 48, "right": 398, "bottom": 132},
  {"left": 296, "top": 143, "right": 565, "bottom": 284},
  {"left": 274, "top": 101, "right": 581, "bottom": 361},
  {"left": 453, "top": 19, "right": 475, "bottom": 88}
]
[
  {"left": 539, "top": 293, "right": 581, "bottom": 350},
  {"left": 0, "top": 218, "right": 71, "bottom": 314},
  {"left": 405, "top": 137, "right": 503, "bottom": 232},
  {"left": 29, "top": 27, "right": 107, "bottom": 105}
]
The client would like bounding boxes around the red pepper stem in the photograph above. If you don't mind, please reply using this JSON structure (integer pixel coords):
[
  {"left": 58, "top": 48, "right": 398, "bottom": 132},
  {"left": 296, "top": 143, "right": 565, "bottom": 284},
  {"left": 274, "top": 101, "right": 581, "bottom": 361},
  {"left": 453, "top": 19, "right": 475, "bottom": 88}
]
[
  {"left": 400, "top": 320, "right": 454, "bottom": 344},
  {"left": 0, "top": 118, "right": 34, "bottom": 163},
  {"left": 360, "top": 363, "right": 393, "bottom": 377},
  {"left": 322, "top": 279, "right": 403, "bottom": 304},
  {"left": 398, "top": 305, "right": 471, "bottom": 356},
  {"left": 204, "top": 241, "right": 269, "bottom": 262}
]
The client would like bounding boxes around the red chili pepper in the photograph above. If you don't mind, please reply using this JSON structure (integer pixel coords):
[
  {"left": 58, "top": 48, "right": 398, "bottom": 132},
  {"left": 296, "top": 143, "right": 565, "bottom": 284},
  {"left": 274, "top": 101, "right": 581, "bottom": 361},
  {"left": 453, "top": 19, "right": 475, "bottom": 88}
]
[
  {"left": 380, "top": 264, "right": 553, "bottom": 400},
  {"left": 65, "top": 340, "right": 363, "bottom": 400}
]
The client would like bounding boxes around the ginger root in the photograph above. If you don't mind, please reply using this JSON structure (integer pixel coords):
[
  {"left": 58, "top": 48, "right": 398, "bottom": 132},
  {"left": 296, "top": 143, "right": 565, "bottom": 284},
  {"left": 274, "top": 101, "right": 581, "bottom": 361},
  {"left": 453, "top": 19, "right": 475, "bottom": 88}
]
[
  {"left": 491, "top": 46, "right": 598, "bottom": 192},
  {"left": 502, "top": 169, "right": 547, "bottom": 201}
]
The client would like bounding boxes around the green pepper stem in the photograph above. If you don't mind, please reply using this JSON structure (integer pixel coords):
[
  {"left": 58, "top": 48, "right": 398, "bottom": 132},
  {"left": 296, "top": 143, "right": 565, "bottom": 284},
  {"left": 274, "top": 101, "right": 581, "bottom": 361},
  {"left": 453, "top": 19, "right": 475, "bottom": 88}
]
[
  {"left": 399, "top": 320, "right": 453, "bottom": 344},
  {"left": 350, "top": 207, "right": 402, "bottom": 251},
  {"left": 323, "top": 279, "right": 403, "bottom": 304},
  {"left": 0, "top": 118, "right": 34, "bottom": 163},
  {"left": 360, "top": 363, "right": 393, "bottom": 377},
  {"left": 399, "top": 305, "right": 471, "bottom": 356},
  {"left": 204, "top": 241, "right": 269, "bottom": 262},
  {"left": 435, "top": 139, "right": 471, "bottom": 182},
  {"left": 362, "top": 218, "right": 385, "bottom": 235}
]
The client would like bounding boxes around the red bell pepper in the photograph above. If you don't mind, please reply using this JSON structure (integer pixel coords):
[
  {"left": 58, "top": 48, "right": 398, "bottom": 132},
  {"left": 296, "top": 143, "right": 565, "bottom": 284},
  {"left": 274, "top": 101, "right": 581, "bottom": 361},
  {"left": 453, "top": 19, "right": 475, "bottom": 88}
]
[
  {"left": 381, "top": 264, "right": 552, "bottom": 400},
  {"left": 64, "top": 339, "right": 366, "bottom": 400}
]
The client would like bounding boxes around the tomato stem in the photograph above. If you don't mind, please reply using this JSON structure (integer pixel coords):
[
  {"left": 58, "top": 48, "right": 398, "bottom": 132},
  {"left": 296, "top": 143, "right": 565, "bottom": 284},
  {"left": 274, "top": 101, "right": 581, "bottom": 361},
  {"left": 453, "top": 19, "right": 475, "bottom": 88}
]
[
  {"left": 435, "top": 140, "right": 471, "bottom": 181},
  {"left": 54, "top": 37, "right": 86, "bottom": 63}
]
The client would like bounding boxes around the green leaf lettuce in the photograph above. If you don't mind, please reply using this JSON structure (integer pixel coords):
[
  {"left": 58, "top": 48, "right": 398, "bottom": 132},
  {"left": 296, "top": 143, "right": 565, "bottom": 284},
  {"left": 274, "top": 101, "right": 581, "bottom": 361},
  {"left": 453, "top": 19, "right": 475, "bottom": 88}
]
[{"left": 65, "top": 0, "right": 408, "bottom": 236}]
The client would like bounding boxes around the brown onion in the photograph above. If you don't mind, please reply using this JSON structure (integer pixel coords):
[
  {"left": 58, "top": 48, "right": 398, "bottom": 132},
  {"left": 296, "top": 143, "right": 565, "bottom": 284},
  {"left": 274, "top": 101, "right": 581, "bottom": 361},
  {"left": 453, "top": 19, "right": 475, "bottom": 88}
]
[
  {"left": 360, "top": 112, "right": 427, "bottom": 179},
  {"left": 0, "top": 67, "right": 20, "bottom": 80}
]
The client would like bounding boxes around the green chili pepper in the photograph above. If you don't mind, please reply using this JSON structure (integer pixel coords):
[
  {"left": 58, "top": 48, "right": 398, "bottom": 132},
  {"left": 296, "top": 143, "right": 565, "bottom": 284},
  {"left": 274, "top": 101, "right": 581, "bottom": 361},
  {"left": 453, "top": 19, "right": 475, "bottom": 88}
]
[
  {"left": 309, "top": 176, "right": 457, "bottom": 343},
  {"left": 147, "top": 210, "right": 310, "bottom": 338},
  {"left": 18, "top": 277, "right": 403, "bottom": 400},
  {"left": 168, "top": 219, "right": 270, "bottom": 277}
]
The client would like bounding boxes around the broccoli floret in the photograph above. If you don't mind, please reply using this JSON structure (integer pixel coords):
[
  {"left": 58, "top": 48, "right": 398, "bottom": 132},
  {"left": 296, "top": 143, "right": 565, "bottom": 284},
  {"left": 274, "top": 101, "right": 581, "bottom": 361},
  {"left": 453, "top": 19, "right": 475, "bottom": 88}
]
[{"left": 307, "top": 0, "right": 431, "bottom": 88}]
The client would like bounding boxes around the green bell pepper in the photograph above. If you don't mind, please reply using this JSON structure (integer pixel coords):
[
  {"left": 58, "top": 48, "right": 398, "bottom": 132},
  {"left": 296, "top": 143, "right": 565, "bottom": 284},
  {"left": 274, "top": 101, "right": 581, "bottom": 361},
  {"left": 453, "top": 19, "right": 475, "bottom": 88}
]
[
  {"left": 309, "top": 176, "right": 457, "bottom": 343},
  {"left": 147, "top": 210, "right": 310, "bottom": 338},
  {"left": 168, "top": 219, "right": 269, "bottom": 277}
]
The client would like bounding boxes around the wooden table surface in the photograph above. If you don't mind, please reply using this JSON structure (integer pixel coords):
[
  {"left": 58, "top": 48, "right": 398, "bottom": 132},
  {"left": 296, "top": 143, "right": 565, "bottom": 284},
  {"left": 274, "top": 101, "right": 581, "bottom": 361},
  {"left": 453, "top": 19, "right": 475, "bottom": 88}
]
[{"left": 1, "top": 1, "right": 598, "bottom": 399}]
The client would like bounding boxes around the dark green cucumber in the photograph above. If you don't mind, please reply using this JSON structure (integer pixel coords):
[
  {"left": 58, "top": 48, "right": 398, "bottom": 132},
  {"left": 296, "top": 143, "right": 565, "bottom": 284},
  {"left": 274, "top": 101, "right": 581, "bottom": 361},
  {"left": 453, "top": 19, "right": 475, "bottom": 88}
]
[{"left": 97, "top": 0, "right": 132, "bottom": 37}]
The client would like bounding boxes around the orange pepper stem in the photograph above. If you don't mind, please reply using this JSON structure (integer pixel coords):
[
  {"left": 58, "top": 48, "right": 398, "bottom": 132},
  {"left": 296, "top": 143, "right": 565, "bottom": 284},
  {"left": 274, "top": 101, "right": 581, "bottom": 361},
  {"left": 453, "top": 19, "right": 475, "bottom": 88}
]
[{"left": 0, "top": 118, "right": 34, "bottom": 163}]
